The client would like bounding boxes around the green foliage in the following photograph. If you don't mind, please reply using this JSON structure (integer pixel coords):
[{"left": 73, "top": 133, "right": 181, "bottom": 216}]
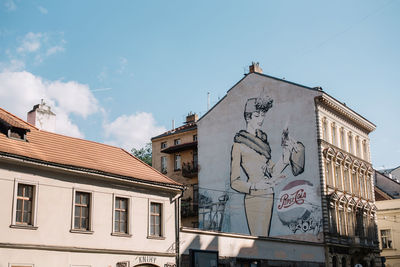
[{"left": 131, "top": 143, "right": 152, "bottom": 166}]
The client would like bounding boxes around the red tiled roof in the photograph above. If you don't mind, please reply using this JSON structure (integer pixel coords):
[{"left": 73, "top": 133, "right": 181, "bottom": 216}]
[{"left": 0, "top": 107, "right": 181, "bottom": 188}]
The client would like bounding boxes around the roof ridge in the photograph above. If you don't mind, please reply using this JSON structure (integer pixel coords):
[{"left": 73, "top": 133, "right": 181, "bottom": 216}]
[
  {"left": 0, "top": 107, "right": 38, "bottom": 130},
  {"left": 120, "top": 148, "right": 180, "bottom": 185}
]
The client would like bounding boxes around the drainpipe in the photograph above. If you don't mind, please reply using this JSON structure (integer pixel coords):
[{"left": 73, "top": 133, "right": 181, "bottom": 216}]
[{"left": 174, "top": 188, "right": 185, "bottom": 267}]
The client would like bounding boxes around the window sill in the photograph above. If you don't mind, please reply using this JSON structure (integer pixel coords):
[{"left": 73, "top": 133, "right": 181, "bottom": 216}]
[
  {"left": 70, "top": 229, "right": 94, "bottom": 234},
  {"left": 10, "top": 224, "right": 38, "bottom": 230},
  {"left": 111, "top": 232, "right": 132, "bottom": 237},
  {"left": 147, "top": 235, "right": 166, "bottom": 240},
  {"left": 174, "top": 169, "right": 181, "bottom": 172}
]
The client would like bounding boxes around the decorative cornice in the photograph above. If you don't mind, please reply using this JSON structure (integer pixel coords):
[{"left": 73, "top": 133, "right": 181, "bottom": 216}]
[{"left": 315, "top": 95, "right": 376, "bottom": 133}]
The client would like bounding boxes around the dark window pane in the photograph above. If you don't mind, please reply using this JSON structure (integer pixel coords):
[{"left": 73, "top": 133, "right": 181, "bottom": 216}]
[
  {"left": 16, "top": 210, "right": 21, "bottom": 222},
  {"left": 82, "top": 193, "right": 89, "bottom": 204},
  {"left": 81, "top": 218, "right": 87, "bottom": 229},
  {"left": 17, "top": 185, "right": 23, "bottom": 196},
  {"left": 75, "top": 193, "right": 81, "bottom": 204},
  {"left": 83, "top": 206, "right": 88, "bottom": 217},
  {"left": 121, "top": 199, "right": 127, "bottom": 210},
  {"left": 17, "top": 199, "right": 22, "bottom": 211},
  {"left": 23, "top": 212, "right": 30, "bottom": 223},
  {"left": 115, "top": 199, "right": 120, "bottom": 209},
  {"left": 75, "top": 206, "right": 81, "bottom": 217},
  {"left": 26, "top": 186, "right": 33, "bottom": 198},
  {"left": 115, "top": 211, "right": 120, "bottom": 221},
  {"left": 25, "top": 200, "right": 32, "bottom": 212},
  {"left": 74, "top": 217, "right": 80, "bottom": 228},
  {"left": 121, "top": 222, "right": 126, "bottom": 233},
  {"left": 121, "top": 211, "right": 126, "bottom": 221}
]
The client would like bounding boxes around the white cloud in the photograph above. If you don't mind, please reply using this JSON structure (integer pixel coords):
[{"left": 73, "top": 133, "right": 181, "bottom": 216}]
[
  {"left": 4, "top": 0, "right": 16, "bottom": 11},
  {"left": 0, "top": 59, "right": 25, "bottom": 72},
  {"left": 17, "top": 32, "right": 43, "bottom": 53},
  {"left": 104, "top": 112, "right": 166, "bottom": 151},
  {"left": 117, "top": 57, "right": 128, "bottom": 74},
  {"left": 38, "top": 6, "right": 48, "bottom": 14},
  {"left": 0, "top": 71, "right": 100, "bottom": 138},
  {"left": 46, "top": 45, "right": 64, "bottom": 56}
]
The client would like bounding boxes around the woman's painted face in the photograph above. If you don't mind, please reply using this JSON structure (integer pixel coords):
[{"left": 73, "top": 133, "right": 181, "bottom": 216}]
[{"left": 248, "top": 110, "right": 266, "bottom": 129}]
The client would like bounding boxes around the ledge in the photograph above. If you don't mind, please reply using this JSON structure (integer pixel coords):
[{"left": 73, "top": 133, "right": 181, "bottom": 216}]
[
  {"left": 10, "top": 224, "right": 38, "bottom": 230},
  {"left": 70, "top": 229, "right": 94, "bottom": 235},
  {"left": 111, "top": 232, "right": 132, "bottom": 238},
  {"left": 147, "top": 235, "right": 166, "bottom": 240}
]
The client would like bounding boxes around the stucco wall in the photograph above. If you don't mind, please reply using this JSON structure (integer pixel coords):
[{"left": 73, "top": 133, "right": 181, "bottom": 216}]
[
  {"left": 180, "top": 228, "right": 325, "bottom": 263},
  {"left": 197, "top": 73, "right": 323, "bottom": 242},
  {"left": 0, "top": 160, "right": 177, "bottom": 267}
]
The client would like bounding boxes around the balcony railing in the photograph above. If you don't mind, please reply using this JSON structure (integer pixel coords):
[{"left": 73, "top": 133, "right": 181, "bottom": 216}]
[
  {"left": 182, "top": 161, "right": 198, "bottom": 178},
  {"left": 181, "top": 199, "right": 198, "bottom": 217}
]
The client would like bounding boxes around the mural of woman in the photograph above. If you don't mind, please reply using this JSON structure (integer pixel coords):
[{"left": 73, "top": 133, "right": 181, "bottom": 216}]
[{"left": 230, "top": 92, "right": 305, "bottom": 237}]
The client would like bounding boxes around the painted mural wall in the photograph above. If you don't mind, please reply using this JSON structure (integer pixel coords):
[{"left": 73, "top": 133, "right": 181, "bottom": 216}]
[{"left": 198, "top": 74, "right": 324, "bottom": 242}]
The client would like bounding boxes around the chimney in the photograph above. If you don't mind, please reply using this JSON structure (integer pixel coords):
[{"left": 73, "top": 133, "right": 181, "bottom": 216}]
[
  {"left": 249, "top": 62, "right": 263, "bottom": 74},
  {"left": 185, "top": 112, "right": 198, "bottom": 124},
  {"left": 27, "top": 99, "right": 56, "bottom": 132}
]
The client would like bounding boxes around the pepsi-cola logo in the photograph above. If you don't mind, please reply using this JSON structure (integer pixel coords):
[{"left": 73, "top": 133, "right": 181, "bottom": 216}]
[{"left": 277, "top": 188, "right": 306, "bottom": 210}]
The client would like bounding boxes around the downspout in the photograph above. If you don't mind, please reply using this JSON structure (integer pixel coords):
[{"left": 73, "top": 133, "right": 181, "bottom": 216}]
[{"left": 174, "top": 188, "right": 185, "bottom": 267}]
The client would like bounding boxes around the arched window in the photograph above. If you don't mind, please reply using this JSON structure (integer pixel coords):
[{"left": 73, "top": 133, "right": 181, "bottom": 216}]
[
  {"left": 332, "top": 256, "right": 338, "bottom": 267},
  {"left": 342, "top": 257, "right": 347, "bottom": 267}
]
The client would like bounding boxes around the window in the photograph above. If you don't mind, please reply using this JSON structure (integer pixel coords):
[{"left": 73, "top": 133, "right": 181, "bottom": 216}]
[
  {"left": 114, "top": 197, "right": 129, "bottom": 234},
  {"left": 174, "top": 139, "right": 181, "bottom": 145},
  {"left": 16, "top": 184, "right": 34, "bottom": 225},
  {"left": 174, "top": 154, "right": 181, "bottom": 170},
  {"left": 348, "top": 134, "right": 353, "bottom": 154},
  {"left": 193, "top": 150, "right": 198, "bottom": 169},
  {"left": 161, "top": 142, "right": 167, "bottom": 149},
  {"left": 322, "top": 118, "right": 328, "bottom": 141},
  {"left": 352, "top": 170, "right": 359, "bottom": 196},
  {"left": 362, "top": 140, "right": 368, "bottom": 160},
  {"left": 335, "top": 164, "right": 342, "bottom": 189},
  {"left": 343, "top": 167, "right": 350, "bottom": 192},
  {"left": 12, "top": 180, "right": 38, "bottom": 229},
  {"left": 340, "top": 128, "right": 345, "bottom": 149},
  {"left": 356, "top": 137, "right": 361, "bottom": 157},
  {"left": 149, "top": 202, "right": 162, "bottom": 237},
  {"left": 325, "top": 160, "right": 333, "bottom": 186},
  {"left": 73, "top": 191, "right": 91, "bottom": 231},
  {"left": 331, "top": 123, "right": 337, "bottom": 146},
  {"left": 193, "top": 135, "right": 197, "bottom": 141},
  {"left": 161, "top": 156, "right": 167, "bottom": 173}
]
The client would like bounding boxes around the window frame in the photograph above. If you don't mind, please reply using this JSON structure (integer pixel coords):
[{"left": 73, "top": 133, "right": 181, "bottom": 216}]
[
  {"left": 161, "top": 141, "right": 167, "bottom": 149},
  {"left": 174, "top": 154, "right": 181, "bottom": 171},
  {"left": 174, "top": 139, "right": 181, "bottom": 145},
  {"left": 381, "top": 229, "right": 393, "bottom": 249},
  {"left": 70, "top": 188, "right": 94, "bottom": 234},
  {"left": 148, "top": 200, "right": 164, "bottom": 239},
  {"left": 161, "top": 156, "right": 167, "bottom": 173},
  {"left": 9, "top": 264, "right": 34, "bottom": 267},
  {"left": 11, "top": 179, "right": 39, "bottom": 230},
  {"left": 112, "top": 194, "right": 132, "bottom": 237}
]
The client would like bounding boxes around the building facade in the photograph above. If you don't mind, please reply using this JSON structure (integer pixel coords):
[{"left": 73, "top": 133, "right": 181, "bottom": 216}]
[
  {"left": 196, "top": 63, "right": 380, "bottom": 266},
  {"left": 0, "top": 107, "right": 183, "bottom": 267},
  {"left": 376, "top": 199, "right": 400, "bottom": 267},
  {"left": 151, "top": 113, "right": 199, "bottom": 228}
]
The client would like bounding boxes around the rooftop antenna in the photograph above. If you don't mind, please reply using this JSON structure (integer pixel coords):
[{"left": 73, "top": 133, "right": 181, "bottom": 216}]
[{"left": 207, "top": 92, "right": 210, "bottom": 111}]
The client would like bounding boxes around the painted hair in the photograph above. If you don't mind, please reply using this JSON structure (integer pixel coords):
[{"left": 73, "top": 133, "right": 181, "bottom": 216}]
[{"left": 244, "top": 95, "right": 273, "bottom": 120}]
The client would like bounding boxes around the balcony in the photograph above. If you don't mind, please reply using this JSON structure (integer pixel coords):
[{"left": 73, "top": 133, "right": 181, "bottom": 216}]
[
  {"left": 181, "top": 199, "right": 198, "bottom": 217},
  {"left": 182, "top": 161, "right": 198, "bottom": 178}
]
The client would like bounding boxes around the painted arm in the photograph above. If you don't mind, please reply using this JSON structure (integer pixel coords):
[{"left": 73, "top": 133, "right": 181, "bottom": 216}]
[{"left": 230, "top": 143, "right": 251, "bottom": 193}]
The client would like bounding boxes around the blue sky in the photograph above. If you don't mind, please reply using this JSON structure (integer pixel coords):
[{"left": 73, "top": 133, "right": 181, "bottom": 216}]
[{"left": 0, "top": 0, "right": 399, "bottom": 169}]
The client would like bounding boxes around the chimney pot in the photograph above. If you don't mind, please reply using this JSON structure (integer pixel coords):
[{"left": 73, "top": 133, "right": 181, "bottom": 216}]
[{"left": 249, "top": 62, "right": 263, "bottom": 74}]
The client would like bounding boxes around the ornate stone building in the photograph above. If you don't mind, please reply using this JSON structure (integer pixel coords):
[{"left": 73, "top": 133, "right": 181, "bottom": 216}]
[{"left": 316, "top": 94, "right": 380, "bottom": 266}]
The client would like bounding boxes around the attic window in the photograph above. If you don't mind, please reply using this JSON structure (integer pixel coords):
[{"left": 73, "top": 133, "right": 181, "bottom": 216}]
[{"left": 0, "top": 118, "right": 29, "bottom": 141}]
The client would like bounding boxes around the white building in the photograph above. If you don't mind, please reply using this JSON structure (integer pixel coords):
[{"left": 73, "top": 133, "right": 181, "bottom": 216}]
[
  {"left": 0, "top": 107, "right": 183, "bottom": 267},
  {"left": 196, "top": 63, "right": 379, "bottom": 266}
]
